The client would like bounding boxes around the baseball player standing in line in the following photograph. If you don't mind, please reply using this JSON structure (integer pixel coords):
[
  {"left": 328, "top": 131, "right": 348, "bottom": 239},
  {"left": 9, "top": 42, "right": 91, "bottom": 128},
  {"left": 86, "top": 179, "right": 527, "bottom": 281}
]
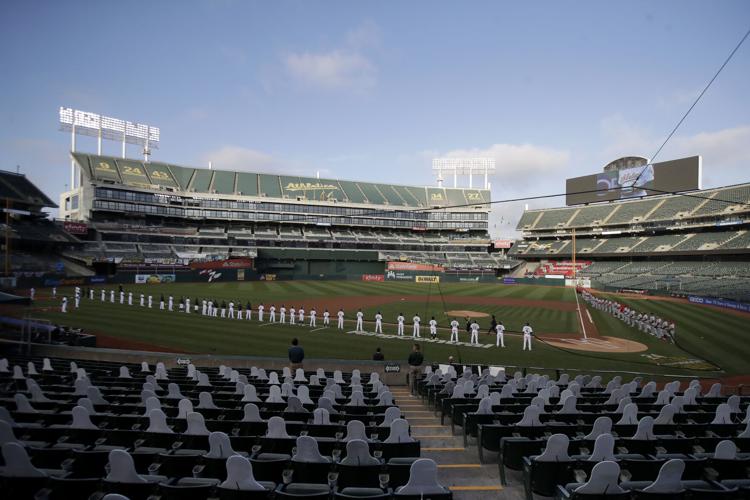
[
  {"left": 202, "top": 299, "right": 207, "bottom": 316},
  {"left": 100, "top": 289, "right": 105, "bottom": 302},
  {"left": 236, "top": 302, "right": 243, "bottom": 320},
  {"left": 74, "top": 292, "right": 80, "bottom": 309},
  {"left": 30, "top": 287, "right": 35, "bottom": 301},
  {"left": 168, "top": 295, "right": 174, "bottom": 312},
  {"left": 355, "top": 309, "right": 364, "bottom": 332},
  {"left": 450, "top": 318, "right": 459, "bottom": 342},
  {"left": 127, "top": 292, "right": 133, "bottom": 306},
  {"left": 337, "top": 308, "right": 344, "bottom": 329},
  {"left": 412, "top": 314, "right": 421, "bottom": 338},
  {"left": 139, "top": 293, "right": 145, "bottom": 307},
  {"left": 397, "top": 313, "right": 405, "bottom": 336},
  {"left": 61, "top": 296, "right": 68, "bottom": 313},
  {"left": 429, "top": 317, "right": 438, "bottom": 339},
  {"left": 120, "top": 290, "right": 125, "bottom": 304},
  {"left": 228, "top": 301, "right": 234, "bottom": 319},
  {"left": 52, "top": 287, "right": 57, "bottom": 298},
  {"left": 159, "top": 294, "right": 165, "bottom": 310},
  {"left": 522, "top": 323, "right": 533, "bottom": 351},
  {"left": 279, "top": 305, "right": 286, "bottom": 324},
  {"left": 470, "top": 320, "right": 480, "bottom": 344},
  {"left": 290, "top": 306, "right": 296, "bottom": 325},
  {"left": 309, "top": 308, "right": 317, "bottom": 327},
  {"left": 89, "top": 288, "right": 94, "bottom": 300},
  {"left": 323, "top": 309, "right": 330, "bottom": 327},
  {"left": 148, "top": 295, "right": 153, "bottom": 308},
  {"left": 258, "top": 303, "right": 264, "bottom": 322},
  {"left": 110, "top": 290, "right": 115, "bottom": 303},
  {"left": 245, "top": 301, "right": 252, "bottom": 320},
  {"left": 298, "top": 306, "right": 305, "bottom": 325},
  {"left": 185, "top": 297, "right": 191, "bottom": 314},
  {"left": 496, "top": 321, "right": 505, "bottom": 347},
  {"left": 374, "top": 311, "right": 383, "bottom": 333},
  {"left": 220, "top": 301, "right": 226, "bottom": 318},
  {"left": 269, "top": 304, "right": 276, "bottom": 323}
]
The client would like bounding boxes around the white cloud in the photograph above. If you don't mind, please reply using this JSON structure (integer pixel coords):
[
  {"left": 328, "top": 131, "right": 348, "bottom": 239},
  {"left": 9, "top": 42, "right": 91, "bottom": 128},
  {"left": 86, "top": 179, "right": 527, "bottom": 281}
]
[
  {"left": 200, "top": 146, "right": 281, "bottom": 173},
  {"left": 283, "top": 21, "right": 380, "bottom": 92},
  {"left": 284, "top": 50, "right": 376, "bottom": 92}
]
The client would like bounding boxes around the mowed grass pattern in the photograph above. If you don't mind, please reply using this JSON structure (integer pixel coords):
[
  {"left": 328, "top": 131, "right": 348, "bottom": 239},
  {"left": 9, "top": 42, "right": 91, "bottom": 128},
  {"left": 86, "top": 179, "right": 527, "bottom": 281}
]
[{"left": 23, "top": 282, "right": 748, "bottom": 376}]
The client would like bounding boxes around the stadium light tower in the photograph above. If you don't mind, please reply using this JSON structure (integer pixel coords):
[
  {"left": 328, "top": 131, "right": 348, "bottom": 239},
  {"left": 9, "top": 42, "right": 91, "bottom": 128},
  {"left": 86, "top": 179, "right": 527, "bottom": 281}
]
[
  {"left": 432, "top": 157, "right": 495, "bottom": 189},
  {"left": 59, "top": 107, "right": 160, "bottom": 188}
]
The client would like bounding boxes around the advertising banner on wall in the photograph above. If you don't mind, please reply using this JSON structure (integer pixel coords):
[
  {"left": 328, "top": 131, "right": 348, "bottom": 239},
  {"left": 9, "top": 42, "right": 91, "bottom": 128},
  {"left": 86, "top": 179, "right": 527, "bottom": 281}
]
[
  {"left": 361, "top": 274, "right": 385, "bottom": 282},
  {"left": 688, "top": 295, "right": 750, "bottom": 313},
  {"left": 189, "top": 258, "right": 254, "bottom": 270},
  {"left": 385, "top": 270, "right": 415, "bottom": 281},
  {"left": 387, "top": 261, "right": 444, "bottom": 272},
  {"left": 135, "top": 274, "right": 176, "bottom": 284},
  {"left": 63, "top": 221, "right": 88, "bottom": 235},
  {"left": 493, "top": 239, "right": 513, "bottom": 249},
  {"left": 416, "top": 276, "right": 440, "bottom": 283}
]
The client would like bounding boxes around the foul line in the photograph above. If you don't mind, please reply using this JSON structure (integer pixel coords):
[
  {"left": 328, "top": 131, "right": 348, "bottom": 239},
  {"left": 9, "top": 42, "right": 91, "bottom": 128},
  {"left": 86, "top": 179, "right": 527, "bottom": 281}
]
[
  {"left": 574, "top": 289, "right": 588, "bottom": 340},
  {"left": 310, "top": 327, "right": 327, "bottom": 332}
]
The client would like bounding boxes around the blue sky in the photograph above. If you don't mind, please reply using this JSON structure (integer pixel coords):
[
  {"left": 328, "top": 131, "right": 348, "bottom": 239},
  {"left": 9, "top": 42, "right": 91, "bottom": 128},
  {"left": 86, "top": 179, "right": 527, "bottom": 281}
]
[{"left": 1, "top": 0, "right": 749, "bottom": 235}]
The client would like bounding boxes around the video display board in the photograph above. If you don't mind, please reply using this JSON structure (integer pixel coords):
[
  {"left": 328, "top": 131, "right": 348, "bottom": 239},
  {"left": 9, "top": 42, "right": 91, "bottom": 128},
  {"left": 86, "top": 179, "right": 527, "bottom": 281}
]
[{"left": 565, "top": 156, "right": 701, "bottom": 206}]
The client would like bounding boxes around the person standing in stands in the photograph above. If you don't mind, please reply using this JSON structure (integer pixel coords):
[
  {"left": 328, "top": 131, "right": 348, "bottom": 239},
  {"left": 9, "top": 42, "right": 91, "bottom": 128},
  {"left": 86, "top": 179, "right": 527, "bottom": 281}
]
[
  {"left": 288, "top": 337, "right": 304, "bottom": 370},
  {"left": 372, "top": 347, "right": 385, "bottom": 361},
  {"left": 407, "top": 343, "right": 424, "bottom": 394}
]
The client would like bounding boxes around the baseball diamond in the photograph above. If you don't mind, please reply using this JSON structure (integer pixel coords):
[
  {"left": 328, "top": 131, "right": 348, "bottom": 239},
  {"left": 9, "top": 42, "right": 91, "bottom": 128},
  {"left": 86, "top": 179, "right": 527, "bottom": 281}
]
[{"left": 2, "top": 6, "right": 750, "bottom": 498}]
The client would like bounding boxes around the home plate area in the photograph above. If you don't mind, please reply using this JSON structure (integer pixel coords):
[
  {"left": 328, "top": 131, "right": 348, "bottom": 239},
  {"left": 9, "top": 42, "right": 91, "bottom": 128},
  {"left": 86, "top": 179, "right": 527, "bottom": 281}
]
[{"left": 347, "top": 330, "right": 494, "bottom": 348}]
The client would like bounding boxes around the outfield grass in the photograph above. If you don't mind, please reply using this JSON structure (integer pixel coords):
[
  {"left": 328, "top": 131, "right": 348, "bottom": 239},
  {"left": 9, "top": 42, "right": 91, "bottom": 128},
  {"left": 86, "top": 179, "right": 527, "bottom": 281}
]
[{"left": 19, "top": 282, "right": 749, "bottom": 377}]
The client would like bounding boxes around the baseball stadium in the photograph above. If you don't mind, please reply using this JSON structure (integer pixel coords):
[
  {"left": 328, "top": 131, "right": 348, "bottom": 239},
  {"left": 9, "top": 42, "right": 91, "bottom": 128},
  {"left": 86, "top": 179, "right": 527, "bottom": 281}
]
[{"left": 2, "top": 3, "right": 750, "bottom": 500}]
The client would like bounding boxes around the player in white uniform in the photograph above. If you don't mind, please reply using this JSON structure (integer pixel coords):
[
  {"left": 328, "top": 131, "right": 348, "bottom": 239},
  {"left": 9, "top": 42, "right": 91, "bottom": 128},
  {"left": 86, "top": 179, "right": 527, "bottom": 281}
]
[
  {"left": 61, "top": 296, "right": 68, "bottom": 313},
  {"left": 245, "top": 302, "right": 252, "bottom": 320},
  {"left": 397, "top": 313, "right": 405, "bottom": 336},
  {"left": 220, "top": 301, "right": 226, "bottom": 318},
  {"left": 120, "top": 291, "right": 125, "bottom": 304},
  {"left": 470, "top": 320, "right": 480, "bottom": 344},
  {"left": 298, "top": 307, "right": 305, "bottom": 325},
  {"left": 52, "top": 287, "right": 57, "bottom": 298},
  {"left": 309, "top": 308, "right": 317, "bottom": 327},
  {"left": 374, "top": 312, "right": 383, "bottom": 333},
  {"left": 323, "top": 309, "right": 330, "bottom": 327},
  {"left": 290, "top": 307, "right": 296, "bottom": 325},
  {"left": 412, "top": 314, "right": 421, "bottom": 338},
  {"left": 207, "top": 300, "right": 214, "bottom": 316},
  {"left": 168, "top": 295, "right": 174, "bottom": 312},
  {"left": 280, "top": 305, "right": 286, "bottom": 324},
  {"left": 495, "top": 322, "right": 505, "bottom": 347},
  {"left": 228, "top": 301, "right": 235, "bottom": 319},
  {"left": 337, "top": 309, "right": 344, "bottom": 329},
  {"left": 258, "top": 303, "right": 264, "bottom": 322},
  {"left": 148, "top": 295, "right": 153, "bottom": 308},
  {"left": 159, "top": 295, "right": 165, "bottom": 310},
  {"left": 202, "top": 300, "right": 207, "bottom": 316},
  {"left": 127, "top": 292, "right": 133, "bottom": 306},
  {"left": 450, "top": 319, "right": 459, "bottom": 342},
  {"left": 139, "top": 294, "right": 145, "bottom": 307},
  {"left": 429, "top": 317, "right": 438, "bottom": 339},
  {"left": 30, "top": 288, "right": 35, "bottom": 301},
  {"left": 110, "top": 290, "right": 115, "bottom": 303},
  {"left": 74, "top": 293, "right": 80, "bottom": 309},
  {"left": 101, "top": 289, "right": 106, "bottom": 302},
  {"left": 522, "top": 323, "right": 533, "bottom": 351},
  {"left": 185, "top": 297, "right": 191, "bottom": 314},
  {"left": 355, "top": 309, "right": 364, "bottom": 332},
  {"left": 89, "top": 288, "right": 94, "bottom": 300}
]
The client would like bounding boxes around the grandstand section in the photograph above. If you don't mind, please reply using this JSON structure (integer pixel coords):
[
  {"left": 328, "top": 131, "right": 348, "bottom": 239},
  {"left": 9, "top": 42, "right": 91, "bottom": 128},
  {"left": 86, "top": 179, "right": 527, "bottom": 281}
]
[
  {"left": 55, "top": 153, "right": 517, "bottom": 276},
  {"left": 513, "top": 175, "right": 750, "bottom": 301}
]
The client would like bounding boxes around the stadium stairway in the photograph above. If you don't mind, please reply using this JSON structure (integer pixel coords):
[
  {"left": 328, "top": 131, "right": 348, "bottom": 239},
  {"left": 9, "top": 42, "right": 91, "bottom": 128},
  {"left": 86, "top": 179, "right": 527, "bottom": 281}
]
[
  {"left": 59, "top": 256, "right": 95, "bottom": 276},
  {"left": 388, "top": 387, "right": 516, "bottom": 498}
]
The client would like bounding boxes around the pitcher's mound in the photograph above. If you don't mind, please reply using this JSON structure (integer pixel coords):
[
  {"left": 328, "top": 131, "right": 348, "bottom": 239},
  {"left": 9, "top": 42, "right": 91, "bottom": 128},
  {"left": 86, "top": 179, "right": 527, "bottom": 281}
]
[
  {"left": 445, "top": 310, "right": 489, "bottom": 318},
  {"left": 543, "top": 336, "right": 647, "bottom": 353}
]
